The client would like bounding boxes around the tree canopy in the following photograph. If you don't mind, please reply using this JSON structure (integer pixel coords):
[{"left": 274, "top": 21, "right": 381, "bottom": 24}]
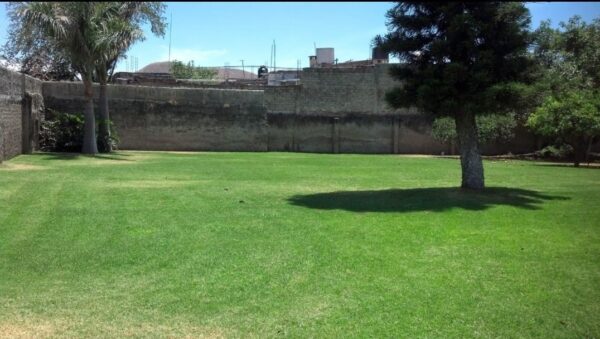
[
  {"left": 5, "top": 2, "right": 166, "bottom": 154},
  {"left": 375, "top": 2, "right": 533, "bottom": 189},
  {"left": 527, "top": 16, "right": 600, "bottom": 166}
]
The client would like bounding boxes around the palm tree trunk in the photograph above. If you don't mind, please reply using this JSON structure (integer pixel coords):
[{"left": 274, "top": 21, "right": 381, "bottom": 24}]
[
  {"left": 98, "top": 80, "right": 112, "bottom": 153},
  {"left": 82, "top": 77, "right": 98, "bottom": 154},
  {"left": 455, "top": 112, "right": 484, "bottom": 189}
]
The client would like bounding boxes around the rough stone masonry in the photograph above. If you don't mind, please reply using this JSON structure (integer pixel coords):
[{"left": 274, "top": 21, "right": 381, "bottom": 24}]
[{"left": 1, "top": 64, "right": 540, "bottom": 159}]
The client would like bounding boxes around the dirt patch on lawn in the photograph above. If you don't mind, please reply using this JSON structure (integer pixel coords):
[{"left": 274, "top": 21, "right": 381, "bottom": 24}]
[
  {"left": 0, "top": 319, "right": 62, "bottom": 338},
  {"left": 0, "top": 163, "right": 45, "bottom": 171},
  {"left": 0, "top": 318, "right": 228, "bottom": 338},
  {"left": 105, "top": 180, "right": 205, "bottom": 189}
]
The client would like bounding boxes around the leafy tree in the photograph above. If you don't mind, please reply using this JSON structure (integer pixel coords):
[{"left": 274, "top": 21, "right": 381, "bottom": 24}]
[
  {"left": 375, "top": 2, "right": 533, "bottom": 189},
  {"left": 2, "top": 3, "right": 77, "bottom": 81},
  {"left": 94, "top": 2, "right": 166, "bottom": 153},
  {"left": 528, "top": 90, "right": 600, "bottom": 167},
  {"left": 171, "top": 60, "right": 217, "bottom": 79},
  {"left": 528, "top": 16, "right": 600, "bottom": 166}
]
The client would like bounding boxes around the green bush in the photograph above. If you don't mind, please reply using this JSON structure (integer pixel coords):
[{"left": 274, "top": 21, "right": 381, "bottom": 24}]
[
  {"left": 40, "top": 109, "right": 119, "bottom": 152},
  {"left": 535, "top": 144, "right": 574, "bottom": 160},
  {"left": 431, "top": 114, "right": 517, "bottom": 145}
]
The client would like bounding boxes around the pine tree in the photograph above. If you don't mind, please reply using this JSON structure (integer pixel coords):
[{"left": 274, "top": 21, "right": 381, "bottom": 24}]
[{"left": 376, "top": 2, "right": 533, "bottom": 189}]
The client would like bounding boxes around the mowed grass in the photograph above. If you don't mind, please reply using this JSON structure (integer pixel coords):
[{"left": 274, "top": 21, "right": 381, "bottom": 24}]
[{"left": 0, "top": 151, "right": 599, "bottom": 338}]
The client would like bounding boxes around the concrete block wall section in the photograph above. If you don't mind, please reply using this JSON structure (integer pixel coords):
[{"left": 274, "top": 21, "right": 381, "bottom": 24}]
[
  {"left": 42, "top": 82, "right": 268, "bottom": 151},
  {"left": 0, "top": 67, "right": 44, "bottom": 162},
  {"left": 266, "top": 113, "right": 448, "bottom": 154},
  {"left": 15, "top": 64, "right": 545, "bottom": 156}
]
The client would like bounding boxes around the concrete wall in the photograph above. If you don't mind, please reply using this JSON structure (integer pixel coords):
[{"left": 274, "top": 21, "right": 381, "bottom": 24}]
[
  {"left": 0, "top": 67, "right": 44, "bottom": 162},
  {"left": 264, "top": 65, "right": 415, "bottom": 115},
  {"left": 264, "top": 64, "right": 536, "bottom": 154},
  {"left": 43, "top": 82, "right": 267, "bottom": 151},
  {"left": 267, "top": 113, "right": 446, "bottom": 154},
  {"left": 40, "top": 64, "right": 542, "bottom": 155},
  {"left": 263, "top": 65, "right": 445, "bottom": 154}
]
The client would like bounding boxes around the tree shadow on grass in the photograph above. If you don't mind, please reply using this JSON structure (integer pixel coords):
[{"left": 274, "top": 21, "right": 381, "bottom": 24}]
[
  {"left": 287, "top": 187, "right": 568, "bottom": 213},
  {"left": 30, "top": 152, "right": 133, "bottom": 161}
]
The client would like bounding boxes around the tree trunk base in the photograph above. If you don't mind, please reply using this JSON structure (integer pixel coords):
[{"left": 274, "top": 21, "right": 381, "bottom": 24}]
[{"left": 455, "top": 113, "right": 485, "bottom": 190}]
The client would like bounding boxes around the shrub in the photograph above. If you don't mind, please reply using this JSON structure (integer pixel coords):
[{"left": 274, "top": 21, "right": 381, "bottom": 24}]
[
  {"left": 40, "top": 109, "right": 119, "bottom": 152},
  {"left": 535, "top": 144, "right": 574, "bottom": 160}
]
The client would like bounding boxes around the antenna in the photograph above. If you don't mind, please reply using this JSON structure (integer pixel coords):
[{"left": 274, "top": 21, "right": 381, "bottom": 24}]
[
  {"left": 273, "top": 39, "right": 276, "bottom": 72},
  {"left": 168, "top": 11, "right": 173, "bottom": 69},
  {"left": 270, "top": 43, "right": 273, "bottom": 70}
]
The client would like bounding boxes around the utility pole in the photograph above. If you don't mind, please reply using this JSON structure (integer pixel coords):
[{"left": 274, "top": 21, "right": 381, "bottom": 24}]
[
  {"left": 240, "top": 60, "right": 245, "bottom": 78},
  {"left": 273, "top": 40, "right": 276, "bottom": 72}
]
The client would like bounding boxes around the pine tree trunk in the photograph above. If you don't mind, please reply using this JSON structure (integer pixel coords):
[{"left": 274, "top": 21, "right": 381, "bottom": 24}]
[
  {"left": 98, "top": 81, "right": 112, "bottom": 153},
  {"left": 455, "top": 112, "right": 484, "bottom": 189},
  {"left": 82, "top": 78, "right": 98, "bottom": 155}
]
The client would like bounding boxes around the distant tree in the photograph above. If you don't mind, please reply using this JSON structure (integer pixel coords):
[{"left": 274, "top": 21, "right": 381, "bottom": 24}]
[
  {"left": 527, "top": 16, "right": 600, "bottom": 166},
  {"left": 528, "top": 91, "right": 600, "bottom": 166},
  {"left": 171, "top": 60, "right": 217, "bottom": 80},
  {"left": 375, "top": 2, "right": 533, "bottom": 189},
  {"left": 432, "top": 114, "right": 517, "bottom": 154}
]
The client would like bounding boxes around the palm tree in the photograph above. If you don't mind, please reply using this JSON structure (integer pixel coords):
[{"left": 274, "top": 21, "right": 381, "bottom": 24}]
[
  {"left": 12, "top": 2, "right": 105, "bottom": 154},
  {"left": 94, "top": 2, "right": 166, "bottom": 153},
  {"left": 10, "top": 2, "right": 166, "bottom": 154}
]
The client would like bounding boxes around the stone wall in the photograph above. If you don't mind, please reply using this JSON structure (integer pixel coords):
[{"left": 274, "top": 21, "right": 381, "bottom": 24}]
[
  {"left": 42, "top": 82, "right": 267, "bottom": 151},
  {"left": 264, "top": 65, "right": 413, "bottom": 115},
  {"left": 264, "top": 64, "right": 537, "bottom": 154},
  {"left": 40, "top": 64, "right": 543, "bottom": 155},
  {"left": 266, "top": 113, "right": 445, "bottom": 154},
  {"left": 0, "top": 67, "right": 44, "bottom": 162}
]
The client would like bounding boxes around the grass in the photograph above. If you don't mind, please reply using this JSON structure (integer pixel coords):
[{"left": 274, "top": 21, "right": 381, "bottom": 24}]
[{"left": 0, "top": 151, "right": 599, "bottom": 338}]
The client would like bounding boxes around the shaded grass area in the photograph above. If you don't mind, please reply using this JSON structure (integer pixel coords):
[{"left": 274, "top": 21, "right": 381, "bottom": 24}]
[
  {"left": 288, "top": 187, "right": 568, "bottom": 212},
  {"left": 0, "top": 151, "right": 599, "bottom": 337}
]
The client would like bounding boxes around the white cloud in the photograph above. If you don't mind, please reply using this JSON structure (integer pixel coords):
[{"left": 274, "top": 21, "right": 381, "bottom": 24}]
[
  {"left": 159, "top": 45, "right": 227, "bottom": 64},
  {"left": 0, "top": 58, "right": 21, "bottom": 71}
]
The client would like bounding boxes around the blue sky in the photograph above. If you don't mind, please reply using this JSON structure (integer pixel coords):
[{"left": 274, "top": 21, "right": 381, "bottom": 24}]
[{"left": 1, "top": 2, "right": 599, "bottom": 72}]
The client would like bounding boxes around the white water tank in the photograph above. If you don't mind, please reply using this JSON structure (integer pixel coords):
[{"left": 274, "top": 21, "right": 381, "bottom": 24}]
[{"left": 316, "top": 48, "right": 334, "bottom": 65}]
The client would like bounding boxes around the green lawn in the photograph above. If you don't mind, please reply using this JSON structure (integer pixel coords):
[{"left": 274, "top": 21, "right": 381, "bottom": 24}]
[{"left": 1, "top": 152, "right": 599, "bottom": 338}]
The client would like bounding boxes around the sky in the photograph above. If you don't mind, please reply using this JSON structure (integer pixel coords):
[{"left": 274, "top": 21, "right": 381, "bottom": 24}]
[{"left": 1, "top": 2, "right": 599, "bottom": 73}]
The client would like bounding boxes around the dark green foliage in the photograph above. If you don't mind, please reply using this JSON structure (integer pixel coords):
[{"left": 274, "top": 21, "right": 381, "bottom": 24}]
[
  {"left": 171, "top": 60, "right": 217, "bottom": 79},
  {"left": 374, "top": 2, "right": 533, "bottom": 188},
  {"left": 375, "top": 2, "right": 534, "bottom": 118},
  {"left": 40, "top": 110, "right": 119, "bottom": 152},
  {"left": 39, "top": 110, "right": 84, "bottom": 152}
]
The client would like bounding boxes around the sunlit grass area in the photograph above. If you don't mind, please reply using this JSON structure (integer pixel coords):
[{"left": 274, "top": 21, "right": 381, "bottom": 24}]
[{"left": 1, "top": 151, "right": 598, "bottom": 337}]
